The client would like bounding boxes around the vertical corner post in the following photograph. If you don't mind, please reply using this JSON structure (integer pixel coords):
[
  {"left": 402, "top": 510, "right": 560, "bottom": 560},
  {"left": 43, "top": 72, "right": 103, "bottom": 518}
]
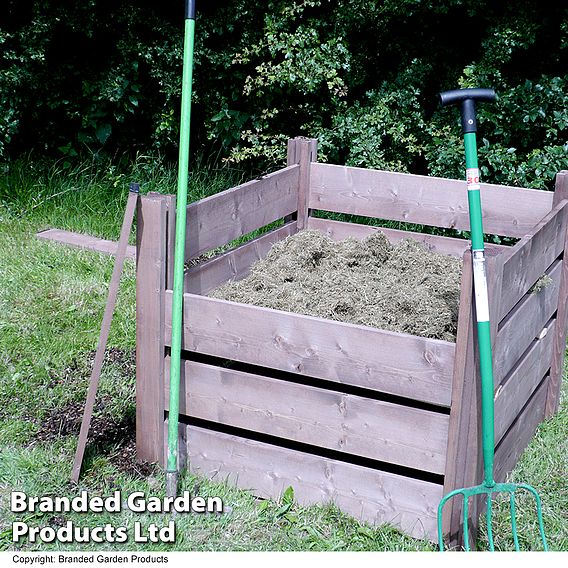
[{"left": 136, "top": 194, "right": 168, "bottom": 465}]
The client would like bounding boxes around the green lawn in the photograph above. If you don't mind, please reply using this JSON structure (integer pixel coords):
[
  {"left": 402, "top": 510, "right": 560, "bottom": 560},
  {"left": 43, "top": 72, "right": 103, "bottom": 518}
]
[{"left": 0, "top": 159, "right": 566, "bottom": 551}]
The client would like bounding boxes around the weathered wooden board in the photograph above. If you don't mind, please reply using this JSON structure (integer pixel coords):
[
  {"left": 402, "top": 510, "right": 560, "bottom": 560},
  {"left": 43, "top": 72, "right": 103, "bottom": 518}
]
[
  {"left": 441, "top": 250, "right": 476, "bottom": 542},
  {"left": 135, "top": 195, "right": 167, "bottom": 465},
  {"left": 307, "top": 216, "right": 506, "bottom": 257},
  {"left": 184, "top": 221, "right": 297, "bottom": 295},
  {"left": 494, "top": 376, "right": 548, "bottom": 484},
  {"left": 183, "top": 424, "right": 442, "bottom": 541},
  {"left": 165, "top": 358, "right": 449, "bottom": 474},
  {"left": 164, "top": 292, "right": 456, "bottom": 406},
  {"left": 499, "top": 201, "right": 568, "bottom": 320},
  {"left": 309, "top": 163, "right": 553, "bottom": 238},
  {"left": 185, "top": 165, "right": 299, "bottom": 260},
  {"left": 37, "top": 228, "right": 137, "bottom": 259},
  {"left": 493, "top": 260, "right": 561, "bottom": 384},
  {"left": 494, "top": 320, "right": 555, "bottom": 444}
]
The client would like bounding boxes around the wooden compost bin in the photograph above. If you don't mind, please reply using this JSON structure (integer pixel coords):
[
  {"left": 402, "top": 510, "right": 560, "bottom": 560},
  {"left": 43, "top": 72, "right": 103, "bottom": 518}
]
[{"left": 136, "top": 137, "right": 568, "bottom": 545}]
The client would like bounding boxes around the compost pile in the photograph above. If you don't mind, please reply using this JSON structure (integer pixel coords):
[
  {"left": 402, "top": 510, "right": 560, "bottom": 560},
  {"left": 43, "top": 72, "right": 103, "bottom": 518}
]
[{"left": 210, "top": 230, "right": 463, "bottom": 341}]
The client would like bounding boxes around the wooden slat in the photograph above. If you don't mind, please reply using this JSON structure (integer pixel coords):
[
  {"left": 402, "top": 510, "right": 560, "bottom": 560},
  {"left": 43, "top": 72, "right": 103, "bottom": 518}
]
[
  {"left": 494, "top": 260, "right": 562, "bottom": 385},
  {"left": 37, "top": 228, "right": 136, "bottom": 259},
  {"left": 184, "top": 424, "right": 442, "bottom": 541},
  {"left": 494, "top": 376, "right": 548, "bottom": 484},
  {"left": 164, "top": 292, "right": 456, "bottom": 406},
  {"left": 135, "top": 195, "right": 167, "bottom": 465},
  {"left": 494, "top": 320, "right": 555, "bottom": 444},
  {"left": 309, "top": 163, "right": 553, "bottom": 238},
  {"left": 499, "top": 201, "right": 568, "bottom": 320},
  {"left": 297, "top": 138, "right": 318, "bottom": 230},
  {"left": 442, "top": 250, "right": 476, "bottom": 544},
  {"left": 307, "top": 216, "right": 506, "bottom": 258},
  {"left": 547, "top": 171, "right": 568, "bottom": 417},
  {"left": 165, "top": 358, "right": 449, "bottom": 474},
  {"left": 184, "top": 165, "right": 300, "bottom": 261},
  {"left": 184, "top": 221, "right": 297, "bottom": 295}
]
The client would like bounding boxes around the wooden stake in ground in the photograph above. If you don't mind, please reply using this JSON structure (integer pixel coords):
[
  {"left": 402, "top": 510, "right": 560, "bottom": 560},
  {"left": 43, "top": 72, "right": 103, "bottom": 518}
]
[{"left": 71, "top": 184, "right": 139, "bottom": 483}]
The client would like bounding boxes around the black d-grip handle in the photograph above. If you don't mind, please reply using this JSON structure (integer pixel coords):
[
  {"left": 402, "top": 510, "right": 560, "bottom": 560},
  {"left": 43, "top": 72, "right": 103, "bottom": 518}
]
[
  {"left": 185, "top": 0, "right": 196, "bottom": 19},
  {"left": 439, "top": 88, "right": 496, "bottom": 134}
]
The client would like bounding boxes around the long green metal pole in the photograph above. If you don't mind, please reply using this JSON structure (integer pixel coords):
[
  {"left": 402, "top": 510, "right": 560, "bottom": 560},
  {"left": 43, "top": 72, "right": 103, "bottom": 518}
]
[
  {"left": 464, "top": 131, "right": 495, "bottom": 488},
  {"left": 167, "top": 0, "right": 196, "bottom": 498}
]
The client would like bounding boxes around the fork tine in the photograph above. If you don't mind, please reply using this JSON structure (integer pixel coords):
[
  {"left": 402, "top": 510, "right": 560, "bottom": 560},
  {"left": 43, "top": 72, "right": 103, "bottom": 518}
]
[
  {"left": 463, "top": 494, "right": 470, "bottom": 551},
  {"left": 510, "top": 492, "right": 520, "bottom": 551},
  {"left": 487, "top": 493, "right": 494, "bottom": 551}
]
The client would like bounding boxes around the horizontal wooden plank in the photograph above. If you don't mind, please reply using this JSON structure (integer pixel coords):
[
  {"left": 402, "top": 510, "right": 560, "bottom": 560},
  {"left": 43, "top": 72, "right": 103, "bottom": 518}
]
[
  {"left": 37, "top": 229, "right": 136, "bottom": 259},
  {"left": 494, "top": 260, "right": 561, "bottom": 384},
  {"left": 183, "top": 424, "right": 442, "bottom": 541},
  {"left": 184, "top": 221, "right": 298, "bottom": 295},
  {"left": 499, "top": 201, "right": 568, "bottom": 319},
  {"left": 494, "top": 376, "right": 548, "bottom": 484},
  {"left": 164, "top": 292, "right": 456, "bottom": 406},
  {"left": 185, "top": 165, "right": 299, "bottom": 260},
  {"left": 494, "top": 319, "right": 555, "bottom": 444},
  {"left": 309, "top": 163, "right": 553, "bottom": 238},
  {"left": 307, "top": 216, "right": 506, "bottom": 258},
  {"left": 165, "top": 358, "right": 449, "bottom": 474}
]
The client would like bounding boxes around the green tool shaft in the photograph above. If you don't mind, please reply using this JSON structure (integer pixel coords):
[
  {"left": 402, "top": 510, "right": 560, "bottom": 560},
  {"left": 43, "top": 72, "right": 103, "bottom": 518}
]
[
  {"left": 463, "top": 131, "right": 495, "bottom": 487},
  {"left": 167, "top": 15, "right": 196, "bottom": 475}
]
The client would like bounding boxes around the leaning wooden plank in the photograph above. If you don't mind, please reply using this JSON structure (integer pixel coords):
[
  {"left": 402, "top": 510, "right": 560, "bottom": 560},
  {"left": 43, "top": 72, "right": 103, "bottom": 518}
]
[
  {"left": 135, "top": 195, "right": 167, "bottom": 465},
  {"left": 185, "top": 165, "right": 300, "bottom": 261},
  {"left": 164, "top": 292, "right": 456, "bottom": 406},
  {"left": 494, "top": 320, "right": 555, "bottom": 445},
  {"left": 307, "top": 216, "right": 506, "bottom": 257},
  {"left": 164, "top": 358, "right": 449, "bottom": 474},
  {"left": 309, "top": 163, "right": 553, "bottom": 238},
  {"left": 441, "top": 250, "right": 477, "bottom": 544},
  {"left": 493, "top": 376, "right": 548, "bottom": 484},
  {"left": 499, "top": 201, "right": 568, "bottom": 319},
  {"left": 185, "top": 221, "right": 297, "bottom": 295},
  {"left": 37, "top": 228, "right": 136, "bottom": 259},
  {"left": 184, "top": 424, "right": 442, "bottom": 541},
  {"left": 493, "top": 260, "right": 562, "bottom": 385}
]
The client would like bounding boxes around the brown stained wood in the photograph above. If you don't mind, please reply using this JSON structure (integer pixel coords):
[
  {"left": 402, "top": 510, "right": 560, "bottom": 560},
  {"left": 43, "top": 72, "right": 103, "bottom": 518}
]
[
  {"left": 494, "top": 320, "right": 555, "bottom": 444},
  {"left": 135, "top": 195, "right": 167, "bottom": 465},
  {"left": 184, "top": 165, "right": 300, "bottom": 261},
  {"left": 184, "top": 424, "right": 443, "bottom": 541},
  {"left": 441, "top": 250, "right": 479, "bottom": 546},
  {"left": 547, "top": 171, "right": 568, "bottom": 417},
  {"left": 297, "top": 138, "right": 318, "bottom": 230},
  {"left": 164, "top": 358, "right": 449, "bottom": 474},
  {"left": 307, "top": 216, "right": 507, "bottom": 258},
  {"left": 72, "top": 190, "right": 139, "bottom": 483},
  {"left": 499, "top": 201, "right": 568, "bottom": 320},
  {"left": 37, "top": 228, "right": 136, "bottom": 259},
  {"left": 185, "top": 221, "right": 297, "bottom": 295},
  {"left": 494, "top": 260, "right": 562, "bottom": 385},
  {"left": 309, "top": 163, "right": 553, "bottom": 238},
  {"left": 163, "top": 292, "right": 456, "bottom": 406},
  {"left": 164, "top": 194, "right": 176, "bottom": 290},
  {"left": 494, "top": 376, "right": 549, "bottom": 484}
]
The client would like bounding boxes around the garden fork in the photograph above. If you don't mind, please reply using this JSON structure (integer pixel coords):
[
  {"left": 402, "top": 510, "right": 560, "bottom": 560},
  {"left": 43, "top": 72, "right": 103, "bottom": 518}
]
[{"left": 436, "top": 88, "right": 548, "bottom": 552}]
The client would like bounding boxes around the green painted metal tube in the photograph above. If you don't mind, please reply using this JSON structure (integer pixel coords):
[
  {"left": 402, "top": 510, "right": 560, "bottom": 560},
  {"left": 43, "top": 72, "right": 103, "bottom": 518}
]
[
  {"left": 167, "top": 7, "right": 196, "bottom": 496},
  {"left": 463, "top": 131, "right": 495, "bottom": 487}
]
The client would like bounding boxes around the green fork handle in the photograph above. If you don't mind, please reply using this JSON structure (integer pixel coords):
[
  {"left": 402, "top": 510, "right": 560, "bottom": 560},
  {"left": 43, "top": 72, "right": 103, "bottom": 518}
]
[
  {"left": 440, "top": 89, "right": 497, "bottom": 488},
  {"left": 167, "top": 0, "right": 196, "bottom": 498}
]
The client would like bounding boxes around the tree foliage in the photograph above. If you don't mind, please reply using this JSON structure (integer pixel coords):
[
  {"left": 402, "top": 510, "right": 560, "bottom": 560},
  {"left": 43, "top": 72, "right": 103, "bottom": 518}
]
[{"left": 1, "top": 0, "right": 567, "bottom": 188}]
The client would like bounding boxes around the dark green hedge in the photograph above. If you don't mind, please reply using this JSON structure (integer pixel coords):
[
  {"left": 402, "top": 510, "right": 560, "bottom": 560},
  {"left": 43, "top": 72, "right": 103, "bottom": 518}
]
[{"left": 2, "top": 1, "right": 567, "bottom": 187}]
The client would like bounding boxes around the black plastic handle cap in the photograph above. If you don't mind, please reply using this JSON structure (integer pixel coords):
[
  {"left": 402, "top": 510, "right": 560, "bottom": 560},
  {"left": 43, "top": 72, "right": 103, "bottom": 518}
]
[
  {"left": 439, "top": 88, "right": 496, "bottom": 107},
  {"left": 185, "top": 0, "right": 196, "bottom": 19}
]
